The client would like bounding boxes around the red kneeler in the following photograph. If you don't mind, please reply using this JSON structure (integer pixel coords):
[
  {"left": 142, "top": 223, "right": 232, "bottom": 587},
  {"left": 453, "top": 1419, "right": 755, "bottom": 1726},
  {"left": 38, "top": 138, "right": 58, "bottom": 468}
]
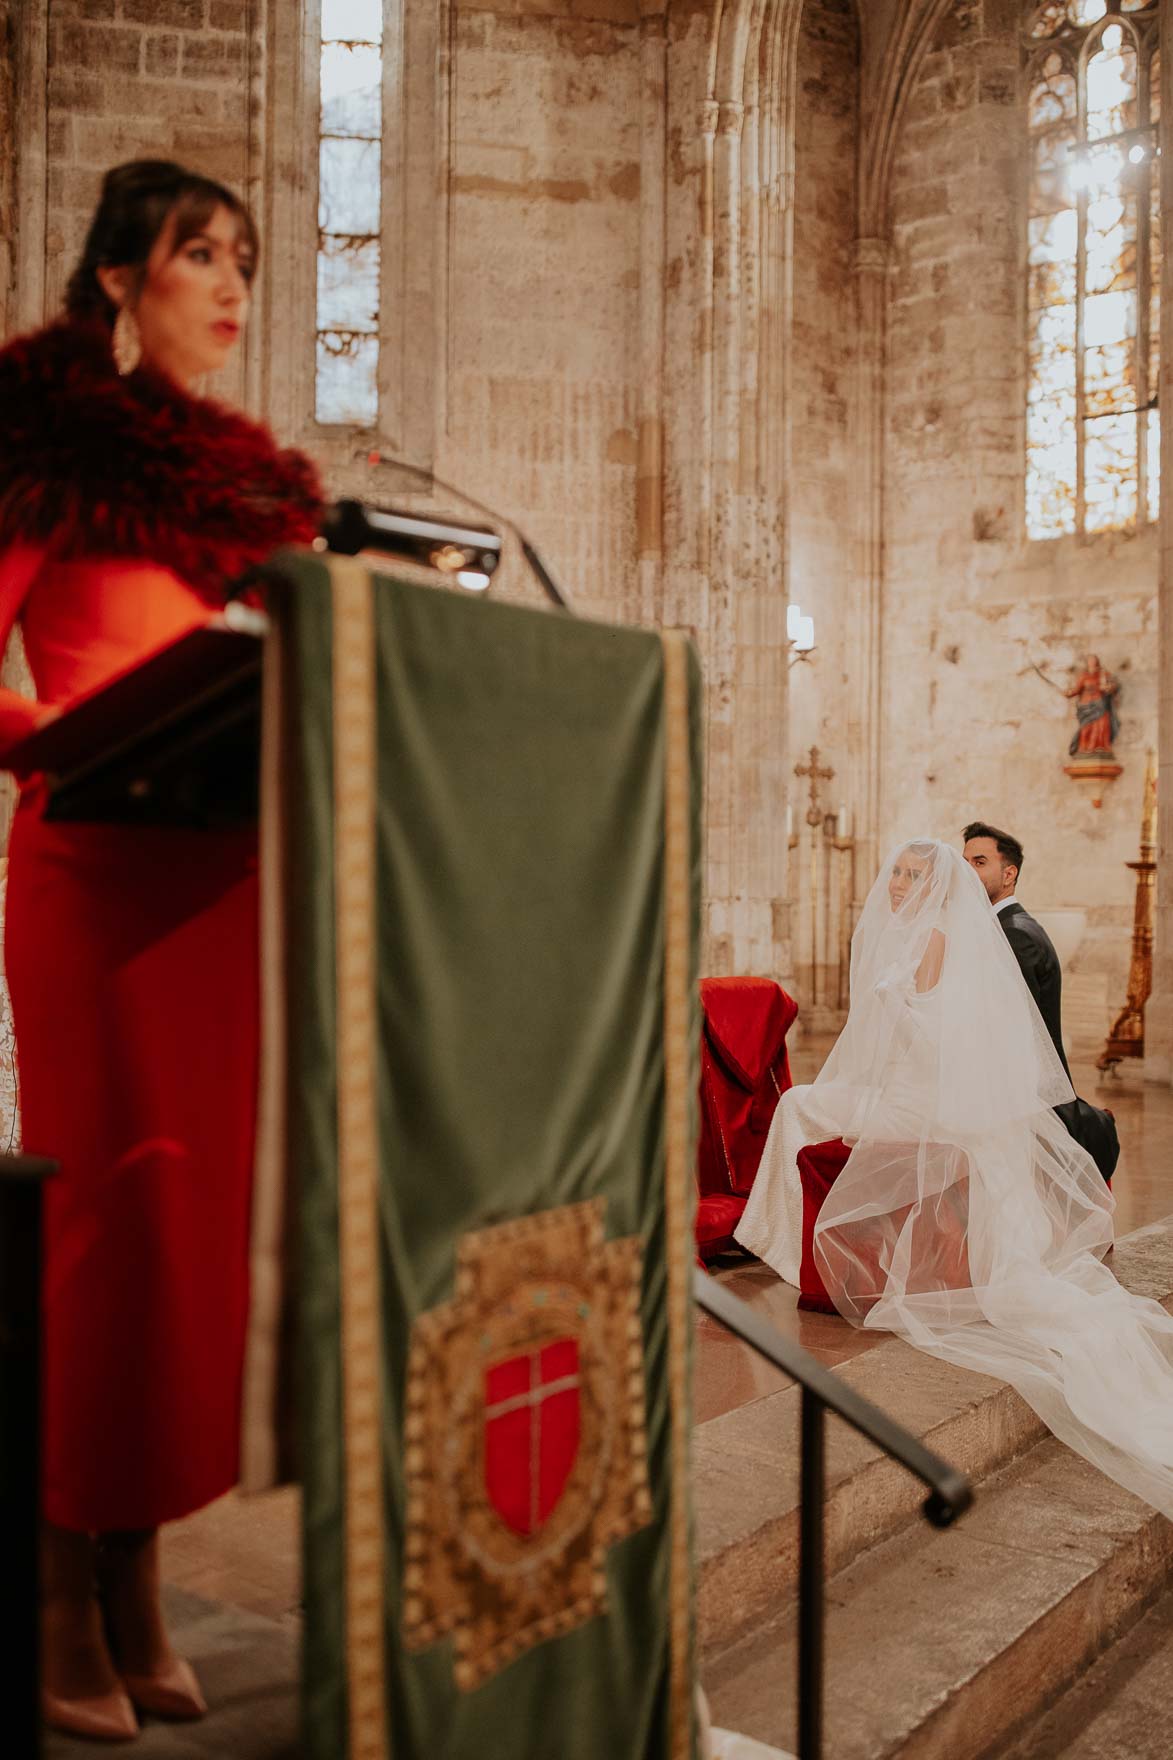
[
  {"left": 695, "top": 976, "right": 799, "bottom": 1261},
  {"left": 796, "top": 1139, "right": 975, "bottom": 1316},
  {"left": 796, "top": 1139, "right": 851, "bottom": 1312}
]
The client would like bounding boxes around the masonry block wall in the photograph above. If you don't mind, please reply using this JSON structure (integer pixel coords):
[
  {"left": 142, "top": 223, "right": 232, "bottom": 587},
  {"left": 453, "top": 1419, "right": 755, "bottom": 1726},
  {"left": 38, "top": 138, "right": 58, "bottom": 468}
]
[
  {"left": 436, "top": 0, "right": 642, "bottom": 627},
  {"left": 883, "top": 0, "right": 1159, "bottom": 1055},
  {"left": 41, "top": 0, "right": 254, "bottom": 318},
  {"left": 5, "top": 0, "right": 1166, "bottom": 1042},
  {"left": 10, "top": 0, "right": 647, "bottom": 623}
]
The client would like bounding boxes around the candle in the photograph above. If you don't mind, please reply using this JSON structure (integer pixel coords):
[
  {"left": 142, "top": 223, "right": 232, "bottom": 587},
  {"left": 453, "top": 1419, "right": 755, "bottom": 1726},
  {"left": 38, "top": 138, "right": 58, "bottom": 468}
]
[
  {"left": 836, "top": 804, "right": 848, "bottom": 838},
  {"left": 786, "top": 803, "right": 794, "bottom": 840}
]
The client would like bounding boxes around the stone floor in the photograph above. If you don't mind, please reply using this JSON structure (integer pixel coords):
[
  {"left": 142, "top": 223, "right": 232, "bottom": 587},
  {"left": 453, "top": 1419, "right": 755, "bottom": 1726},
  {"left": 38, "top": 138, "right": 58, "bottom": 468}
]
[{"left": 47, "top": 1049, "right": 1173, "bottom": 1756}]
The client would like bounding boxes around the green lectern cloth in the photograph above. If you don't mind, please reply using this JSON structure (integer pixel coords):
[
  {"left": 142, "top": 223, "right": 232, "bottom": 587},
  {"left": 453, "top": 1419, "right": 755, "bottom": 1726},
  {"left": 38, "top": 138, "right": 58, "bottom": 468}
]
[{"left": 242, "top": 553, "right": 702, "bottom": 1760}]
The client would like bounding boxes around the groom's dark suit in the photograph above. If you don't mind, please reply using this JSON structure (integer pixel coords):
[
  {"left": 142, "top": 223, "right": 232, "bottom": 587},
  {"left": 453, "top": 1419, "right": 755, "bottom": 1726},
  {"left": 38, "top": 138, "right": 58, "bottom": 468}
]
[{"left": 996, "top": 898, "right": 1119, "bottom": 1182}]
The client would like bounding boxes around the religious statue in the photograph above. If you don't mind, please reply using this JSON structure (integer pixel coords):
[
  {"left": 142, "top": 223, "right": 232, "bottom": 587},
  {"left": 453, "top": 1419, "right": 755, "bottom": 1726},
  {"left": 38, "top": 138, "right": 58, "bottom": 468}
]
[{"left": 1066, "top": 654, "right": 1120, "bottom": 758}]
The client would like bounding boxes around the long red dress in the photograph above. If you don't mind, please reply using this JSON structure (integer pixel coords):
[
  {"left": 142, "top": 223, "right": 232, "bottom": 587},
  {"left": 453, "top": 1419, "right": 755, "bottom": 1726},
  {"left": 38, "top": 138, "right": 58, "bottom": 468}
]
[
  {"left": 0, "top": 321, "right": 320, "bottom": 1532},
  {"left": 0, "top": 548, "right": 261, "bottom": 1530}
]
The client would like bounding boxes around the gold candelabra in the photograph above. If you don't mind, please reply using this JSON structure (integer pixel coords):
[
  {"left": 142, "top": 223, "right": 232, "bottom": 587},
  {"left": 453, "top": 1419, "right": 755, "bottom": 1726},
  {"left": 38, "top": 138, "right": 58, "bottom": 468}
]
[{"left": 1097, "top": 750, "right": 1157, "bottom": 1074}]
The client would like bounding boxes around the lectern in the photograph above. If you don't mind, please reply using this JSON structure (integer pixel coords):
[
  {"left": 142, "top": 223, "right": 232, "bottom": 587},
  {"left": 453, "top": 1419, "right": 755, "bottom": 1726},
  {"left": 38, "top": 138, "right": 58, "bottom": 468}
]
[{"left": 5, "top": 605, "right": 266, "bottom": 828}]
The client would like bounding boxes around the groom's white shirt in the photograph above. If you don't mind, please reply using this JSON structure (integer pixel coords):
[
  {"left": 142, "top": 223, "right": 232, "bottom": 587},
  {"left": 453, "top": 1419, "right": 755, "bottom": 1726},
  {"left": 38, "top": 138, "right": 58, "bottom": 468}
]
[{"left": 994, "top": 895, "right": 1017, "bottom": 916}]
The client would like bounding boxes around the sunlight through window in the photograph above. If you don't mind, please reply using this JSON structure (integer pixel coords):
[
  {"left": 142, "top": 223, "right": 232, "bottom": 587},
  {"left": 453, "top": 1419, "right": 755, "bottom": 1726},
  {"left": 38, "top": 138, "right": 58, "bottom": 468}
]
[
  {"left": 1024, "top": 0, "right": 1161, "bottom": 538},
  {"left": 315, "top": 0, "right": 384, "bottom": 427}
]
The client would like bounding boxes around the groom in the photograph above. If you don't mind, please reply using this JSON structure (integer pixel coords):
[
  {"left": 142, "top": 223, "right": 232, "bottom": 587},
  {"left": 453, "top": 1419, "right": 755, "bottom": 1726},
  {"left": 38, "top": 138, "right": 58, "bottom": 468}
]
[{"left": 962, "top": 821, "right": 1120, "bottom": 1183}]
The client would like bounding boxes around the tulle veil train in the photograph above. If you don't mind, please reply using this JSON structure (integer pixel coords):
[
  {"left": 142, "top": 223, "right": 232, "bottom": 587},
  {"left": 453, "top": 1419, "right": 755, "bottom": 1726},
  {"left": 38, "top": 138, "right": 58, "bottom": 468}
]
[{"left": 736, "top": 839, "right": 1173, "bottom": 1517}]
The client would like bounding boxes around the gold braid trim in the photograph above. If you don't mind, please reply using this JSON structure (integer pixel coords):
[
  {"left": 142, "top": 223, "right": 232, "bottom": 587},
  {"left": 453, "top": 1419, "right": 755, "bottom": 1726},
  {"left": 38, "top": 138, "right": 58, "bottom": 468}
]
[
  {"left": 240, "top": 611, "right": 289, "bottom": 1491},
  {"left": 660, "top": 630, "right": 694, "bottom": 1760},
  {"left": 331, "top": 557, "right": 389, "bottom": 1760}
]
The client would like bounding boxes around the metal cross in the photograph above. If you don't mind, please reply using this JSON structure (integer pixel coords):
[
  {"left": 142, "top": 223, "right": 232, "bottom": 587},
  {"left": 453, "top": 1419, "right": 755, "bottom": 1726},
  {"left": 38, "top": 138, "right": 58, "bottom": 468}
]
[{"left": 794, "top": 745, "right": 834, "bottom": 822}]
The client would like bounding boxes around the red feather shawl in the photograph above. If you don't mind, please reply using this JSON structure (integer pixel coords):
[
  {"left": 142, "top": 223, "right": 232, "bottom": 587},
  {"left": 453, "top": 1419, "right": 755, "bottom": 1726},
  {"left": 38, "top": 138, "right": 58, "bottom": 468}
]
[{"left": 0, "top": 320, "right": 322, "bottom": 600}]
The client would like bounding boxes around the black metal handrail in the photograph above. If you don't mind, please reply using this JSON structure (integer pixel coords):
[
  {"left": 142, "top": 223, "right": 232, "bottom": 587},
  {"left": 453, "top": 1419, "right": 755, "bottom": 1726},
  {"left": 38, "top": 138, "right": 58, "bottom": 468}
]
[
  {"left": 694, "top": 1267, "right": 973, "bottom": 1760},
  {"left": 0, "top": 1154, "right": 56, "bottom": 1760}
]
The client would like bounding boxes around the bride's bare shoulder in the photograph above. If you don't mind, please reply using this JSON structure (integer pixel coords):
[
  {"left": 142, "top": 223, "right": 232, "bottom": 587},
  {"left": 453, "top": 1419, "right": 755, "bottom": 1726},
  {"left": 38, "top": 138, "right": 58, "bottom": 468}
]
[{"left": 915, "top": 928, "right": 946, "bottom": 993}]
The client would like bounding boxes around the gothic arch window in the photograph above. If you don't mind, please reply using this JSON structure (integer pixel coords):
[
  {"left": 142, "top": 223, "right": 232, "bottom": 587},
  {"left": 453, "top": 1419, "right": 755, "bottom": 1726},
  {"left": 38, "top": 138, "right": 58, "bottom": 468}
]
[
  {"left": 1025, "top": 0, "right": 1161, "bottom": 538},
  {"left": 316, "top": 0, "right": 384, "bottom": 427},
  {"left": 262, "top": 0, "right": 445, "bottom": 481}
]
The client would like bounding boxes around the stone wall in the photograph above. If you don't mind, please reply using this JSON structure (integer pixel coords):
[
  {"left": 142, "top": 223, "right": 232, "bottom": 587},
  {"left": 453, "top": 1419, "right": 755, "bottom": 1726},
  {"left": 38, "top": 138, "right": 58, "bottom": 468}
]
[
  {"left": 883, "top": 0, "right": 1159, "bottom": 1058},
  {"left": 4, "top": 0, "right": 1165, "bottom": 1065},
  {"left": 436, "top": 0, "right": 643, "bottom": 626},
  {"left": 42, "top": 0, "right": 254, "bottom": 320}
]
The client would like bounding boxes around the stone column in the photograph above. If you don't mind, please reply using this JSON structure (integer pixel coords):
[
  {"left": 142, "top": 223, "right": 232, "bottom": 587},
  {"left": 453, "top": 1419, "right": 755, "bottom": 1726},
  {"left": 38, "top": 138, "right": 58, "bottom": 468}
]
[
  {"left": 697, "top": 97, "right": 720, "bottom": 582},
  {"left": 636, "top": 0, "right": 668, "bottom": 627},
  {"left": 849, "top": 235, "right": 890, "bottom": 902},
  {"left": 703, "top": 98, "right": 744, "bottom": 969},
  {"left": 1151, "top": 6, "right": 1173, "bottom": 1084},
  {"left": 10, "top": 0, "right": 47, "bottom": 333},
  {"left": 241, "top": 0, "right": 268, "bottom": 418}
]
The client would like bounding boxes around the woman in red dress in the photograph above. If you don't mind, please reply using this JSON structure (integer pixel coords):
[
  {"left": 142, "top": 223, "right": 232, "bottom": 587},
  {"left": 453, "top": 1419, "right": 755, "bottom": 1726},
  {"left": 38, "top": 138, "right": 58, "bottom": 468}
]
[{"left": 0, "top": 160, "right": 321, "bottom": 1741}]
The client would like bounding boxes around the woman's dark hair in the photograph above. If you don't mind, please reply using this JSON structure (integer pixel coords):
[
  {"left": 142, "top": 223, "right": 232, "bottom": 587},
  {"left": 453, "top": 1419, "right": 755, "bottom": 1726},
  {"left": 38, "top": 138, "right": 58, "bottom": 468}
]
[
  {"left": 962, "top": 821, "right": 1024, "bottom": 876},
  {"left": 64, "top": 159, "right": 259, "bottom": 326}
]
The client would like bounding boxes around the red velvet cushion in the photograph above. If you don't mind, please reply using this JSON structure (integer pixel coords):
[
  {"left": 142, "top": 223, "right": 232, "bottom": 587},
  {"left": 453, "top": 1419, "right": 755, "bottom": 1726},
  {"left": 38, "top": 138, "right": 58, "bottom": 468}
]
[
  {"left": 697, "top": 977, "right": 798, "bottom": 1201},
  {"left": 701, "top": 977, "right": 798, "bottom": 1091},
  {"left": 797, "top": 1141, "right": 977, "bottom": 1315},
  {"left": 796, "top": 1139, "right": 851, "bottom": 1313}
]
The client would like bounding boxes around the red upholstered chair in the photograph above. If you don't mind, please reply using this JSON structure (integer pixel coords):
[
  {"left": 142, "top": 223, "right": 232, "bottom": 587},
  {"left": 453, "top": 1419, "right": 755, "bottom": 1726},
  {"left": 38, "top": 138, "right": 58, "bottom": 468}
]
[{"left": 695, "top": 977, "right": 799, "bottom": 1260}]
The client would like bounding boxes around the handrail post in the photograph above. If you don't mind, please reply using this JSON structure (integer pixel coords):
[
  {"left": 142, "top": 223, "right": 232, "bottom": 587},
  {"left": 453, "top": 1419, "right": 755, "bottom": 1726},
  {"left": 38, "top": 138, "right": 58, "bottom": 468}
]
[
  {"left": 798, "top": 1387, "right": 825, "bottom": 1760},
  {"left": 0, "top": 1153, "right": 56, "bottom": 1760}
]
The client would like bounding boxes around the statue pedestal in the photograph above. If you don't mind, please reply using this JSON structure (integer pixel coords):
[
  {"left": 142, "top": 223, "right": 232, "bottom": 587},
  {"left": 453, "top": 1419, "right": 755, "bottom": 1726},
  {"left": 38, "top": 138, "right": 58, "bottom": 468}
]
[{"left": 1063, "top": 753, "right": 1123, "bottom": 809}]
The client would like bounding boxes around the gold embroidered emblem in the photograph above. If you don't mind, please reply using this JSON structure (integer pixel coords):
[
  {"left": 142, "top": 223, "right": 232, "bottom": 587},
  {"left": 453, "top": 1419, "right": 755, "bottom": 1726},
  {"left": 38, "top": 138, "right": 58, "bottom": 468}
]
[{"left": 401, "top": 1199, "right": 653, "bottom": 1690}]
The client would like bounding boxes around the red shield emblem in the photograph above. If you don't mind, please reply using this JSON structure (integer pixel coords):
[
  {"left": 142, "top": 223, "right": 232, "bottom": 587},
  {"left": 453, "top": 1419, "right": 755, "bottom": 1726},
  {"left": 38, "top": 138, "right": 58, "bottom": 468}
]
[{"left": 483, "top": 1338, "right": 581, "bottom": 1537}]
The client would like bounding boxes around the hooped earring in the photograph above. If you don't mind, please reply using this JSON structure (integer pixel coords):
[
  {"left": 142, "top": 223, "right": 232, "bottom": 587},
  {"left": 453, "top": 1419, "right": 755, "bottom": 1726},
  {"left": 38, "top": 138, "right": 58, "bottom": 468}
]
[{"left": 112, "top": 305, "right": 142, "bottom": 377}]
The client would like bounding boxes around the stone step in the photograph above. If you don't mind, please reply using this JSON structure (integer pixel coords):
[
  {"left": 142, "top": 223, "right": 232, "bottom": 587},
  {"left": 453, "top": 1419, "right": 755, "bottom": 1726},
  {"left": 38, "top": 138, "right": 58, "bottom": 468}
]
[
  {"left": 702, "top": 1436, "right": 1173, "bottom": 1760},
  {"left": 695, "top": 1219, "right": 1173, "bottom": 1659},
  {"left": 1001, "top": 1587, "right": 1173, "bottom": 1760}
]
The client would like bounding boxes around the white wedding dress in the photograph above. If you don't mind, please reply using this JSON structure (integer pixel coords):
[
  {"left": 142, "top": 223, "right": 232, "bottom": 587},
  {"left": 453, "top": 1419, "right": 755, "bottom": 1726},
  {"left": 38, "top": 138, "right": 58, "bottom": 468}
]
[{"left": 736, "top": 840, "right": 1173, "bottom": 1520}]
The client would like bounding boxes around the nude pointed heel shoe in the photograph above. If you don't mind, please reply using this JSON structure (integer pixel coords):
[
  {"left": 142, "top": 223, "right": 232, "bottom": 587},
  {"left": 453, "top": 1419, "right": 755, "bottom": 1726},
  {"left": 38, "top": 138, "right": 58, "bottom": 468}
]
[
  {"left": 41, "top": 1684, "right": 139, "bottom": 1742},
  {"left": 119, "top": 1655, "right": 207, "bottom": 1721}
]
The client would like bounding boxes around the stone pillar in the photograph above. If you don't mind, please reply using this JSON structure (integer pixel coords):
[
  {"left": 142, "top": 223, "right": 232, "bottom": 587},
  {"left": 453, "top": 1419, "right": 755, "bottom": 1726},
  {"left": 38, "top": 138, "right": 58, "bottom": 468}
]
[
  {"left": 696, "top": 98, "right": 719, "bottom": 584},
  {"left": 849, "top": 235, "right": 890, "bottom": 901},
  {"left": 636, "top": 0, "right": 668, "bottom": 627},
  {"left": 1151, "top": 5, "right": 1173, "bottom": 1084},
  {"left": 241, "top": 0, "right": 268, "bottom": 418},
  {"left": 703, "top": 98, "right": 744, "bottom": 970},
  {"left": 10, "top": 0, "right": 47, "bottom": 333}
]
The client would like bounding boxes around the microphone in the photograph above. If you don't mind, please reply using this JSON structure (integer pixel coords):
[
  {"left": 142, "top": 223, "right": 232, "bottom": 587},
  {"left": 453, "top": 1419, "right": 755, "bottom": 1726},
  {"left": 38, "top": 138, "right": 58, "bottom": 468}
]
[
  {"left": 354, "top": 451, "right": 571, "bottom": 612},
  {"left": 318, "top": 499, "right": 502, "bottom": 592}
]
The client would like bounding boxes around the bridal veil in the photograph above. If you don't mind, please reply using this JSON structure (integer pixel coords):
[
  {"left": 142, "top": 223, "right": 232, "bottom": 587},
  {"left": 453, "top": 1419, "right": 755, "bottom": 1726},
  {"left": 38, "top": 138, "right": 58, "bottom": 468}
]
[{"left": 787, "top": 839, "right": 1173, "bottom": 1517}]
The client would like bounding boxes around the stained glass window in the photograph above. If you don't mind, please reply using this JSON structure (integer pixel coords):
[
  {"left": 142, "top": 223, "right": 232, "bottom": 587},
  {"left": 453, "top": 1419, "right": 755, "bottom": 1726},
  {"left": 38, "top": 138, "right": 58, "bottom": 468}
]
[
  {"left": 316, "top": 0, "right": 383, "bottom": 427},
  {"left": 1024, "top": 1, "right": 1161, "bottom": 538}
]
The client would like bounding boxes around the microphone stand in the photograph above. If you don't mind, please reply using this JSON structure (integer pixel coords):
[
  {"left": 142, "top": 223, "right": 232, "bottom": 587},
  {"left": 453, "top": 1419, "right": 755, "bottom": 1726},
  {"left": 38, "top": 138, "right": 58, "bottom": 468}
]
[{"left": 355, "top": 452, "right": 572, "bottom": 612}]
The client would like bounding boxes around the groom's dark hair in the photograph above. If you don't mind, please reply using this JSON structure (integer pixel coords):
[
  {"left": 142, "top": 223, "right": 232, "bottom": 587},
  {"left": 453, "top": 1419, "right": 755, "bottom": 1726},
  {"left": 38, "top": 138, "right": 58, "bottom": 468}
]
[{"left": 962, "top": 821, "right": 1024, "bottom": 877}]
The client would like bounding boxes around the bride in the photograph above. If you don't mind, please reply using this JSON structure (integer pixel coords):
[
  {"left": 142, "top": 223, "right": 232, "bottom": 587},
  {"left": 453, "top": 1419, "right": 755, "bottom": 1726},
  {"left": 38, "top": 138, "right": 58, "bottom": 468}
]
[{"left": 736, "top": 839, "right": 1173, "bottom": 1517}]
